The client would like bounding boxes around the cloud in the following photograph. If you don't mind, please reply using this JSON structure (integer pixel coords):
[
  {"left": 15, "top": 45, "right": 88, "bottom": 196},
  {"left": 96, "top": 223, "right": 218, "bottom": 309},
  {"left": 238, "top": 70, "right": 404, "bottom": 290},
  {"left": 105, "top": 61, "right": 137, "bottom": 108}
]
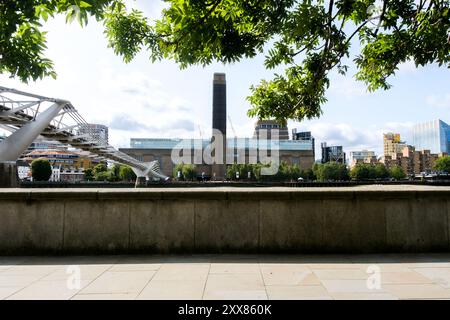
[
  {"left": 109, "top": 114, "right": 151, "bottom": 131},
  {"left": 426, "top": 94, "right": 450, "bottom": 109},
  {"left": 328, "top": 76, "right": 372, "bottom": 100},
  {"left": 397, "top": 59, "right": 418, "bottom": 74}
]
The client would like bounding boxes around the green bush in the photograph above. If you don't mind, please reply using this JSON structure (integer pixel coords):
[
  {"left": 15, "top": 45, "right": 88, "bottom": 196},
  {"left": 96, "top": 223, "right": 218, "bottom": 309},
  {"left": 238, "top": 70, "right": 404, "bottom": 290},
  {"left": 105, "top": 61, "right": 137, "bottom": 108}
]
[{"left": 31, "top": 158, "right": 52, "bottom": 182}]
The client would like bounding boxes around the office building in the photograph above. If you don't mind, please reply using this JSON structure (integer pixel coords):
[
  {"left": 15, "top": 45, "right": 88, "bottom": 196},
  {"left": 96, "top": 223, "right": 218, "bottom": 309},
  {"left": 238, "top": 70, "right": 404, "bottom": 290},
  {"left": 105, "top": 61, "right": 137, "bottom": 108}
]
[
  {"left": 413, "top": 119, "right": 450, "bottom": 154},
  {"left": 321, "top": 142, "right": 346, "bottom": 164}
]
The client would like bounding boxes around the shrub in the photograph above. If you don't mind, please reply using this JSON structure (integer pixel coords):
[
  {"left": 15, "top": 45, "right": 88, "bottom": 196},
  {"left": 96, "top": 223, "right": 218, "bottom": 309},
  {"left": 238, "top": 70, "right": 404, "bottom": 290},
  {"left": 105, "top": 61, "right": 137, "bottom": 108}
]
[{"left": 31, "top": 158, "right": 52, "bottom": 182}]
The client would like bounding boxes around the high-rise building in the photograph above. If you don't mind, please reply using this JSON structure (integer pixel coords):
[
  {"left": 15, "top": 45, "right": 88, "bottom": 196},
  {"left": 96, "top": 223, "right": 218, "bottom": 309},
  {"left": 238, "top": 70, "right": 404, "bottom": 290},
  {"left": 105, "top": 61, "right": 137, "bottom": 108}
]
[
  {"left": 253, "top": 120, "right": 289, "bottom": 140},
  {"left": 78, "top": 124, "right": 109, "bottom": 145},
  {"left": 321, "top": 142, "right": 346, "bottom": 164},
  {"left": 413, "top": 119, "right": 450, "bottom": 154},
  {"left": 383, "top": 133, "right": 406, "bottom": 158}
]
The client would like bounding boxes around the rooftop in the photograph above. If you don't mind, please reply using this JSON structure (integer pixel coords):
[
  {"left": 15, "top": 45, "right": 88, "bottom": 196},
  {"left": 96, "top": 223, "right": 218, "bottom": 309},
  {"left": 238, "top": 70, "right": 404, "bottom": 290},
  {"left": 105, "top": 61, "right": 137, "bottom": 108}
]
[{"left": 128, "top": 138, "right": 314, "bottom": 151}]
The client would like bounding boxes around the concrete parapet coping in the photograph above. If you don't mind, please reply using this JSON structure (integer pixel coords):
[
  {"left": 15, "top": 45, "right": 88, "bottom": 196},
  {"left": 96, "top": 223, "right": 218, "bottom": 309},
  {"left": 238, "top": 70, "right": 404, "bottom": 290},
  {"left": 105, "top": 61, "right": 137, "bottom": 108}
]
[{"left": 0, "top": 185, "right": 449, "bottom": 201}]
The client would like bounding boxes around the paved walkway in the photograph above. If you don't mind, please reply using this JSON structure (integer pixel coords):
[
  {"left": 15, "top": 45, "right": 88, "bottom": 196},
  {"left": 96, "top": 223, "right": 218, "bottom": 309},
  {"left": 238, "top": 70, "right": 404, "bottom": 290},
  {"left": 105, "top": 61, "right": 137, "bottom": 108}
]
[{"left": 2, "top": 254, "right": 450, "bottom": 300}]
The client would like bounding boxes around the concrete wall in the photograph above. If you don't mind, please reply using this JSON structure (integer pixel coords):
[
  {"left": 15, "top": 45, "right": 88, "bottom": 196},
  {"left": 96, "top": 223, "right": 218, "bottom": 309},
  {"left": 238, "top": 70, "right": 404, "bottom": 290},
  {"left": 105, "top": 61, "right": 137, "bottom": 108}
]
[
  {"left": 0, "top": 187, "right": 449, "bottom": 254},
  {"left": 0, "top": 162, "right": 18, "bottom": 188}
]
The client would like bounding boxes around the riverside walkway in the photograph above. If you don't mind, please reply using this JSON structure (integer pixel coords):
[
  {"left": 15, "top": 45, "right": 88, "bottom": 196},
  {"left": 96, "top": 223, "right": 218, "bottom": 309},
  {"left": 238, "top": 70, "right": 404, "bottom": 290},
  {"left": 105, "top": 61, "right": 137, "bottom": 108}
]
[{"left": 2, "top": 254, "right": 450, "bottom": 300}]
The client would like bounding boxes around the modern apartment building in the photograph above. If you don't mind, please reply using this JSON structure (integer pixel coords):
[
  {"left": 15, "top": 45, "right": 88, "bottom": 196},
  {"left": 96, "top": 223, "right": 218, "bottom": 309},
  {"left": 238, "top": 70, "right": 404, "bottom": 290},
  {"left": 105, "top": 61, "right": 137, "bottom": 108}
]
[
  {"left": 349, "top": 150, "right": 377, "bottom": 168},
  {"left": 78, "top": 124, "right": 109, "bottom": 145},
  {"left": 381, "top": 145, "right": 440, "bottom": 175},
  {"left": 383, "top": 133, "right": 407, "bottom": 158},
  {"left": 413, "top": 119, "right": 450, "bottom": 154}
]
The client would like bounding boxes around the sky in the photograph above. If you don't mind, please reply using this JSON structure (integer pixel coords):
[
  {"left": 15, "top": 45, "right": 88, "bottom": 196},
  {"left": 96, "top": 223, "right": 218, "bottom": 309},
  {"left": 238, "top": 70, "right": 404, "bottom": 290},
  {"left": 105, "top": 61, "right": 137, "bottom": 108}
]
[{"left": 0, "top": 0, "right": 449, "bottom": 159}]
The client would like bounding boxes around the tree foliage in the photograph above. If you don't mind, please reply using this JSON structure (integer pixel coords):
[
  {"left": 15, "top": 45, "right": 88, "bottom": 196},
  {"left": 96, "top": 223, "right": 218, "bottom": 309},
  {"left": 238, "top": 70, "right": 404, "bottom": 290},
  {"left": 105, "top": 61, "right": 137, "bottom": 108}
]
[
  {"left": 119, "top": 165, "right": 137, "bottom": 181},
  {"left": 389, "top": 165, "right": 406, "bottom": 180},
  {"left": 349, "top": 163, "right": 389, "bottom": 180},
  {"left": 433, "top": 155, "right": 450, "bottom": 172},
  {"left": 1, "top": 0, "right": 449, "bottom": 120},
  {"left": 31, "top": 158, "right": 52, "bottom": 181},
  {"left": 173, "top": 163, "right": 197, "bottom": 181},
  {"left": 314, "top": 162, "right": 349, "bottom": 181},
  {"left": 84, "top": 167, "right": 94, "bottom": 181}
]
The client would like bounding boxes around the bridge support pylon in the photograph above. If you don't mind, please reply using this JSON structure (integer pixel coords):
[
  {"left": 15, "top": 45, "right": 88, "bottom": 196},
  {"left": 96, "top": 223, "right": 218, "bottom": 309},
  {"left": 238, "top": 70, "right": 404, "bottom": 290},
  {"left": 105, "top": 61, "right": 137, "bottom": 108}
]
[{"left": 0, "top": 102, "right": 66, "bottom": 187}]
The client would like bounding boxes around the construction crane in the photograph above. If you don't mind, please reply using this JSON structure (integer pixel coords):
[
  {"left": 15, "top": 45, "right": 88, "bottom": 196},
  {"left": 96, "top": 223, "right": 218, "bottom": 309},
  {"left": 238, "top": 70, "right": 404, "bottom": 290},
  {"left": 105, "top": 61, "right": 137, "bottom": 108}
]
[
  {"left": 198, "top": 124, "right": 204, "bottom": 140},
  {"left": 228, "top": 116, "right": 237, "bottom": 138}
]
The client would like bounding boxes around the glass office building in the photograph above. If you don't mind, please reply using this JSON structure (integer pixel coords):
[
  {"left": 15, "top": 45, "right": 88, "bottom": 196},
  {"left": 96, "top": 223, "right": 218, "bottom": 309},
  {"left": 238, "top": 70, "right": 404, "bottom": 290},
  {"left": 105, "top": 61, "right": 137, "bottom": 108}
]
[{"left": 413, "top": 119, "right": 450, "bottom": 154}]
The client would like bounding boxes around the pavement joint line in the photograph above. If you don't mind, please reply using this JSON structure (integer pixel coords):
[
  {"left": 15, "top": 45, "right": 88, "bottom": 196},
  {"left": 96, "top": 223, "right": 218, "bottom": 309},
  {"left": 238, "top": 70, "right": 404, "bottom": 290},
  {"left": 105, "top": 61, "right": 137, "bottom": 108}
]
[
  {"left": 69, "top": 262, "right": 116, "bottom": 300},
  {"left": 135, "top": 267, "right": 160, "bottom": 300},
  {"left": 258, "top": 262, "right": 269, "bottom": 300},
  {"left": 201, "top": 262, "right": 212, "bottom": 300},
  {"left": 3, "top": 265, "right": 63, "bottom": 300}
]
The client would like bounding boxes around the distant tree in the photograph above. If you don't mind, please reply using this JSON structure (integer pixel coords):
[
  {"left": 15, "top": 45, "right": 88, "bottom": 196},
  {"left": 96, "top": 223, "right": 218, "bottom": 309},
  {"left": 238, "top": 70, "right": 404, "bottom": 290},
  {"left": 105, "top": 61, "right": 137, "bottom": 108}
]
[
  {"left": 374, "top": 163, "right": 390, "bottom": 180},
  {"left": 226, "top": 163, "right": 243, "bottom": 180},
  {"left": 84, "top": 168, "right": 94, "bottom": 181},
  {"left": 300, "top": 168, "right": 316, "bottom": 181},
  {"left": 389, "top": 165, "right": 406, "bottom": 180},
  {"left": 109, "top": 164, "right": 122, "bottom": 182},
  {"left": 31, "top": 158, "right": 52, "bottom": 182},
  {"left": 119, "top": 165, "right": 136, "bottom": 182},
  {"left": 182, "top": 164, "right": 197, "bottom": 181},
  {"left": 173, "top": 163, "right": 185, "bottom": 180},
  {"left": 94, "top": 170, "right": 113, "bottom": 182},
  {"left": 433, "top": 155, "right": 450, "bottom": 172},
  {"left": 315, "top": 162, "right": 349, "bottom": 181},
  {"left": 173, "top": 163, "right": 197, "bottom": 181},
  {"left": 93, "top": 163, "right": 107, "bottom": 175},
  {"left": 350, "top": 163, "right": 372, "bottom": 180}
]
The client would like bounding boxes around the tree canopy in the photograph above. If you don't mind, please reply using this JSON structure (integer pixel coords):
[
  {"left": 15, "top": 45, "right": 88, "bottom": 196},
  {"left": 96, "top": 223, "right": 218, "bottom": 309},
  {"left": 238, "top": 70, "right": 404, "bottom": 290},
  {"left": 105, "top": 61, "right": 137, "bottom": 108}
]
[
  {"left": 31, "top": 158, "right": 52, "bottom": 181},
  {"left": 433, "top": 155, "right": 450, "bottom": 172},
  {"left": 1, "top": 0, "right": 449, "bottom": 121}
]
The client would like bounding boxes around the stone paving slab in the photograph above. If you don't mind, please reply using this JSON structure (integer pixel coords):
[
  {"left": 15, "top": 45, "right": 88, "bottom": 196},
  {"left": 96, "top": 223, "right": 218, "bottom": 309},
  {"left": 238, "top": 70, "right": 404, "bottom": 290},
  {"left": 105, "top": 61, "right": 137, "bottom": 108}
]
[{"left": 1, "top": 254, "right": 450, "bottom": 300}]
